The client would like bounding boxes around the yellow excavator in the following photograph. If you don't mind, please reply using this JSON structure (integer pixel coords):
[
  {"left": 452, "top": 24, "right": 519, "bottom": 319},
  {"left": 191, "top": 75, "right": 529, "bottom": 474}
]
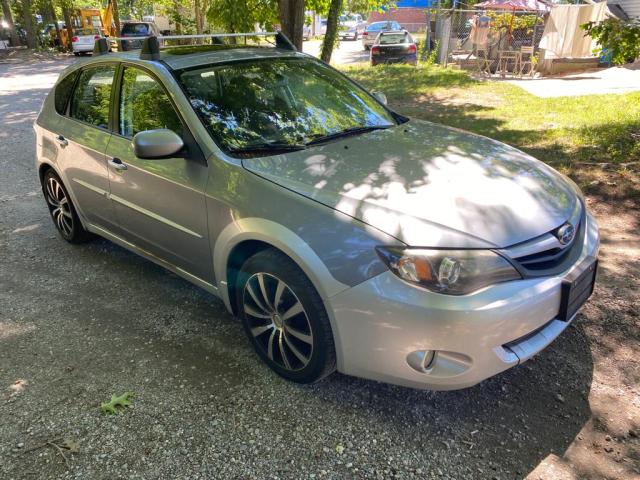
[{"left": 56, "top": 1, "right": 116, "bottom": 49}]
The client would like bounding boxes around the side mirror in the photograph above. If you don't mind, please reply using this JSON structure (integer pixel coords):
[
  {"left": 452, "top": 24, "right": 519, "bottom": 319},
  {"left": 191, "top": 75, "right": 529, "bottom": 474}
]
[
  {"left": 132, "top": 129, "right": 184, "bottom": 159},
  {"left": 372, "top": 91, "right": 387, "bottom": 105}
]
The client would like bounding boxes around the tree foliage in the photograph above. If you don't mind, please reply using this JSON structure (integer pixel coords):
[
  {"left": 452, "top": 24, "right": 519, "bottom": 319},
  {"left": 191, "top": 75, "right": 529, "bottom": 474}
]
[{"left": 582, "top": 18, "right": 640, "bottom": 66}]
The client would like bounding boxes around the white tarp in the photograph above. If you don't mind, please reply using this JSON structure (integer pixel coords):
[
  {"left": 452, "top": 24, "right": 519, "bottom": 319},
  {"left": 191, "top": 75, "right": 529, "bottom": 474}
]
[{"left": 539, "top": 3, "right": 607, "bottom": 58}]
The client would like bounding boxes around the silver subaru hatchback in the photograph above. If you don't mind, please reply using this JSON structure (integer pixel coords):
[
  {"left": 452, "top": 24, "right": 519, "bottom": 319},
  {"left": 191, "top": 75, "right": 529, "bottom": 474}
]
[{"left": 34, "top": 35, "right": 599, "bottom": 390}]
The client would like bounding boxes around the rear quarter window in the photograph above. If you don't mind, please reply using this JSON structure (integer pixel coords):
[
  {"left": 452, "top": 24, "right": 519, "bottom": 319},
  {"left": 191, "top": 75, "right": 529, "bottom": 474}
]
[{"left": 54, "top": 70, "right": 80, "bottom": 115}]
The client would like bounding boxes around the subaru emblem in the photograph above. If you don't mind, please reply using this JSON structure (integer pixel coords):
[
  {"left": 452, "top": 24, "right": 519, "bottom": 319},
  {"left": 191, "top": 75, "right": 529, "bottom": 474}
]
[{"left": 557, "top": 223, "right": 575, "bottom": 245}]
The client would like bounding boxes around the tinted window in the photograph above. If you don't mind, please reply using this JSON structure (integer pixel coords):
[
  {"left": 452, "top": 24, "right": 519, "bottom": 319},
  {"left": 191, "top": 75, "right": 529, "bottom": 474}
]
[
  {"left": 180, "top": 58, "right": 396, "bottom": 152},
  {"left": 70, "top": 65, "right": 115, "bottom": 129},
  {"left": 54, "top": 70, "right": 79, "bottom": 115},
  {"left": 119, "top": 67, "right": 182, "bottom": 138},
  {"left": 122, "top": 23, "right": 150, "bottom": 35},
  {"left": 379, "top": 33, "right": 411, "bottom": 45}
]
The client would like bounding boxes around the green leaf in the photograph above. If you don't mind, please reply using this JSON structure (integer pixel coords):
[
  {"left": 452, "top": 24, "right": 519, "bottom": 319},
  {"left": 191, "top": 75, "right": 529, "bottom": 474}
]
[{"left": 100, "top": 392, "right": 133, "bottom": 415}]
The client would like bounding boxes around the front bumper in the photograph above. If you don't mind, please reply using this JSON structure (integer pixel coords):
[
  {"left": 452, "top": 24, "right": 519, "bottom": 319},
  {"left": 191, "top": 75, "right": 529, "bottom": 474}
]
[{"left": 328, "top": 211, "right": 599, "bottom": 390}]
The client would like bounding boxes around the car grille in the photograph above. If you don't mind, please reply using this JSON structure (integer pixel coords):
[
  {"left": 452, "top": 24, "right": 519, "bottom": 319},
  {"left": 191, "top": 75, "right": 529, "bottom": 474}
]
[{"left": 500, "top": 201, "right": 585, "bottom": 277}]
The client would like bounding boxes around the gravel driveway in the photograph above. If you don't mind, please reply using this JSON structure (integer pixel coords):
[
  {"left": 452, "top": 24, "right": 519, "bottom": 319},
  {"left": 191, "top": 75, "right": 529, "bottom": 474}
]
[{"left": 1, "top": 57, "right": 638, "bottom": 480}]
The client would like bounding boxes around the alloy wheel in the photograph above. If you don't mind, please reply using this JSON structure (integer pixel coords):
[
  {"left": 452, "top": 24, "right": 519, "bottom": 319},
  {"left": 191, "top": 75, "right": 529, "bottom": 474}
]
[
  {"left": 242, "top": 272, "right": 314, "bottom": 371},
  {"left": 45, "top": 176, "right": 73, "bottom": 237}
]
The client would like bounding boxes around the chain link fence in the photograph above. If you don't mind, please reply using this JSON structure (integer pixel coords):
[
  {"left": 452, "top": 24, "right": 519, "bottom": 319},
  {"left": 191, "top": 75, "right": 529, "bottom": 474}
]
[{"left": 425, "top": 8, "right": 546, "bottom": 75}]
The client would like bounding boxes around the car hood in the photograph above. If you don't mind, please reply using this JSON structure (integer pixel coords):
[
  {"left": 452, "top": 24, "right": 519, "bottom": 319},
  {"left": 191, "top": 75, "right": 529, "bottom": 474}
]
[{"left": 241, "top": 120, "right": 580, "bottom": 248}]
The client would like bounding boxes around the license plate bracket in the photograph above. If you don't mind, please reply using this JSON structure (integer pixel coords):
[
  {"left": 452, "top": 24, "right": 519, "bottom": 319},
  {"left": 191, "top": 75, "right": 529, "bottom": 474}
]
[{"left": 558, "top": 258, "right": 597, "bottom": 321}]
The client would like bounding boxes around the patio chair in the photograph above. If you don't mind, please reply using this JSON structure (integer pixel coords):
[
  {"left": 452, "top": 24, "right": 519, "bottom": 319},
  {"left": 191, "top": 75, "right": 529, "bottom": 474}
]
[
  {"left": 517, "top": 46, "right": 535, "bottom": 78},
  {"left": 474, "top": 48, "right": 492, "bottom": 77},
  {"left": 497, "top": 50, "right": 518, "bottom": 78}
]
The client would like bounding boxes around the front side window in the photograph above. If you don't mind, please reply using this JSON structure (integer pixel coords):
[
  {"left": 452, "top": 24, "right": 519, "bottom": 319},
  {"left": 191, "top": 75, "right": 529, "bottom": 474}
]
[
  {"left": 70, "top": 65, "right": 115, "bottom": 129},
  {"left": 179, "top": 58, "right": 396, "bottom": 153},
  {"left": 119, "top": 67, "right": 182, "bottom": 138}
]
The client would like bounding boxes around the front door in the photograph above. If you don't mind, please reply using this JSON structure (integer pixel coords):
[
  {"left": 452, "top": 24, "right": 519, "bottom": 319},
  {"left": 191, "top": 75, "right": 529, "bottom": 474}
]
[{"left": 105, "top": 65, "right": 212, "bottom": 281}]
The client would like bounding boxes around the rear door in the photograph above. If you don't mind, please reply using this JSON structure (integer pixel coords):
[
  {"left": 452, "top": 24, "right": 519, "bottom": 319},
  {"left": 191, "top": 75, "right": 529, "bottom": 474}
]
[
  {"left": 105, "top": 65, "right": 212, "bottom": 281},
  {"left": 54, "top": 63, "right": 119, "bottom": 231}
]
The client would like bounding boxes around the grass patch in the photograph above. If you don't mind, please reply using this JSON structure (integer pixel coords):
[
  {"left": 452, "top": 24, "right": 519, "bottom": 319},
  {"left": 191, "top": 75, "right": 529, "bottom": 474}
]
[{"left": 343, "top": 63, "right": 640, "bottom": 201}]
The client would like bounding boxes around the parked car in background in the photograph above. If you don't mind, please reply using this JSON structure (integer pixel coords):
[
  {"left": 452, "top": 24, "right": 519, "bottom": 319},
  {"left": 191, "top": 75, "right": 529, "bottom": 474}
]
[
  {"left": 371, "top": 30, "right": 417, "bottom": 66},
  {"left": 319, "top": 19, "right": 327, "bottom": 35},
  {"left": 362, "top": 20, "right": 401, "bottom": 50},
  {"left": 339, "top": 13, "right": 366, "bottom": 40},
  {"left": 303, "top": 24, "right": 311, "bottom": 41},
  {"left": 71, "top": 28, "right": 103, "bottom": 55},
  {"left": 120, "top": 21, "right": 160, "bottom": 50}
]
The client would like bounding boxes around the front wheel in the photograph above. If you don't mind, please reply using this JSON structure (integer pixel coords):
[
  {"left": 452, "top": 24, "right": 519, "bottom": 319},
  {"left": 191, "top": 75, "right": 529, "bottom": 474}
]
[{"left": 236, "top": 249, "right": 336, "bottom": 384}]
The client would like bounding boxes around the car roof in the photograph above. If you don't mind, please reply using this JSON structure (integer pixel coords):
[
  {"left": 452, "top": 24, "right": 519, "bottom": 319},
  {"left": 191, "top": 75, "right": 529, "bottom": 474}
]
[{"left": 70, "top": 45, "right": 306, "bottom": 72}]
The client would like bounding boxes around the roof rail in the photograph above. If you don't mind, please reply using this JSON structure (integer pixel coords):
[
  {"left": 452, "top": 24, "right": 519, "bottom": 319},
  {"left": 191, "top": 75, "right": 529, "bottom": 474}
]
[
  {"left": 93, "top": 31, "right": 297, "bottom": 60},
  {"left": 93, "top": 37, "right": 110, "bottom": 56}
]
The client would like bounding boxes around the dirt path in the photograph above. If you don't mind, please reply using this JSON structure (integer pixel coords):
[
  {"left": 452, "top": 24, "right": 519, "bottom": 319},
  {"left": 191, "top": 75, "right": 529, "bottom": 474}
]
[{"left": 0, "top": 59, "right": 638, "bottom": 480}]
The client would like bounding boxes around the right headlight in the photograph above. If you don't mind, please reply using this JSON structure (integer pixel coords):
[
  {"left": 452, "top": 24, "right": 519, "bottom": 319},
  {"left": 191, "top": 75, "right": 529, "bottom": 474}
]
[{"left": 375, "top": 247, "right": 521, "bottom": 295}]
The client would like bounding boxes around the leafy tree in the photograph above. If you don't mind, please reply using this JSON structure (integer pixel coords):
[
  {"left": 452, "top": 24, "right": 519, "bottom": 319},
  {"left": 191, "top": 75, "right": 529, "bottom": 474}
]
[
  {"left": 582, "top": 18, "right": 640, "bottom": 66},
  {"left": 19, "top": 0, "right": 37, "bottom": 47},
  {"left": 1, "top": 0, "right": 21, "bottom": 46},
  {"left": 207, "top": 0, "right": 277, "bottom": 34}
]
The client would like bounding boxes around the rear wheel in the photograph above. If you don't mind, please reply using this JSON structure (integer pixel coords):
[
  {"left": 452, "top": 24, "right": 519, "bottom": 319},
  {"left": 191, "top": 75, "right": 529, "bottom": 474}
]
[
  {"left": 42, "top": 170, "right": 92, "bottom": 243},
  {"left": 236, "top": 249, "right": 336, "bottom": 384}
]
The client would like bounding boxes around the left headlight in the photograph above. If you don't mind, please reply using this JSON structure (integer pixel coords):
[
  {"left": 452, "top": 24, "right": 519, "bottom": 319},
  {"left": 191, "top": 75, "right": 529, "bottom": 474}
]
[{"left": 375, "top": 247, "right": 521, "bottom": 295}]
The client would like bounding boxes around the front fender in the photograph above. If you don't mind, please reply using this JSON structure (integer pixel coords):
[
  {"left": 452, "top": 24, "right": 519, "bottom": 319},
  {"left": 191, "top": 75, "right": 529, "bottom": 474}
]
[{"left": 213, "top": 217, "right": 352, "bottom": 371}]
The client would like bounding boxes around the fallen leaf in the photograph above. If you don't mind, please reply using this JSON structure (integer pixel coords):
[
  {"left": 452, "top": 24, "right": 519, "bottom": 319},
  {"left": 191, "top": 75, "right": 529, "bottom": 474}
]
[{"left": 100, "top": 392, "right": 133, "bottom": 415}]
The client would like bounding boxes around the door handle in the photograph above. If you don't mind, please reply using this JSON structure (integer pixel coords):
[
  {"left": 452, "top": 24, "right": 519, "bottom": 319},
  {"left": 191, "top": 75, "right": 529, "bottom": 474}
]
[
  {"left": 55, "top": 135, "right": 68, "bottom": 147},
  {"left": 109, "top": 158, "right": 128, "bottom": 171}
]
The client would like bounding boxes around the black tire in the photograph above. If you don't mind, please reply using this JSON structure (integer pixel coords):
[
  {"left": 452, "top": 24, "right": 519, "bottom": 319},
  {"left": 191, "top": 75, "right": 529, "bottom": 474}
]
[
  {"left": 73, "top": 52, "right": 79, "bottom": 56},
  {"left": 42, "top": 170, "right": 93, "bottom": 244},
  {"left": 236, "top": 248, "right": 337, "bottom": 384}
]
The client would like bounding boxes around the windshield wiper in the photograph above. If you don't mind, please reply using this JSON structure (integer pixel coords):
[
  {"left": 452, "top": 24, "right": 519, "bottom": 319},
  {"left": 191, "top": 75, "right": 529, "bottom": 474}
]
[
  {"left": 229, "top": 142, "right": 307, "bottom": 156},
  {"left": 305, "top": 125, "right": 392, "bottom": 146}
]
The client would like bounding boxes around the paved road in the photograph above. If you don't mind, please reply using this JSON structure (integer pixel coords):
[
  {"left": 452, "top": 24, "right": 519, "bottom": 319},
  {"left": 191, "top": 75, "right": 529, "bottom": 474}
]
[
  {"left": 0, "top": 58, "right": 638, "bottom": 480},
  {"left": 303, "top": 38, "right": 369, "bottom": 65}
]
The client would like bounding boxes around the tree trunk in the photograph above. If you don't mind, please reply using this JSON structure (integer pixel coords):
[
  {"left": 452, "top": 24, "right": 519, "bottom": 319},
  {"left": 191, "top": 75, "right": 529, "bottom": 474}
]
[
  {"left": 21, "top": 0, "right": 37, "bottom": 48},
  {"left": 172, "top": 0, "right": 182, "bottom": 34},
  {"left": 278, "top": 0, "right": 304, "bottom": 51},
  {"left": 61, "top": 3, "right": 73, "bottom": 51},
  {"left": 1, "top": 0, "right": 21, "bottom": 46},
  {"left": 194, "top": 0, "right": 203, "bottom": 34},
  {"left": 49, "top": 0, "right": 63, "bottom": 49},
  {"left": 320, "top": 0, "right": 341, "bottom": 63},
  {"left": 111, "top": 0, "right": 121, "bottom": 33}
]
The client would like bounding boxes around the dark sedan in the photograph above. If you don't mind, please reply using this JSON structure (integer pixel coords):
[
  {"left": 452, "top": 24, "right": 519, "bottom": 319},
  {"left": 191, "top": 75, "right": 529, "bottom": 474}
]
[{"left": 370, "top": 30, "right": 417, "bottom": 66}]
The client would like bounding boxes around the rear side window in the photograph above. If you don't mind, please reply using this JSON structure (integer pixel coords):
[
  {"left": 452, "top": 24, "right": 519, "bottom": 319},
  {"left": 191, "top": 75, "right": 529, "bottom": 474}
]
[
  {"left": 70, "top": 65, "right": 116, "bottom": 129},
  {"left": 54, "top": 70, "right": 79, "bottom": 115}
]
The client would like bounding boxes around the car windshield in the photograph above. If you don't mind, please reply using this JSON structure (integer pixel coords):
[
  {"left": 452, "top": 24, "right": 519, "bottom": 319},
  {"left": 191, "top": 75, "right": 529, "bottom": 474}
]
[
  {"left": 122, "top": 23, "right": 149, "bottom": 35},
  {"left": 179, "top": 58, "right": 397, "bottom": 153},
  {"left": 379, "top": 33, "right": 410, "bottom": 45}
]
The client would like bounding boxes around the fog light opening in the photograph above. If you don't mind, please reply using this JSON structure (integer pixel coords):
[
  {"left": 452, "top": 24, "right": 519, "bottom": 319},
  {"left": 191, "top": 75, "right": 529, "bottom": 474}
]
[{"left": 407, "top": 349, "right": 436, "bottom": 373}]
